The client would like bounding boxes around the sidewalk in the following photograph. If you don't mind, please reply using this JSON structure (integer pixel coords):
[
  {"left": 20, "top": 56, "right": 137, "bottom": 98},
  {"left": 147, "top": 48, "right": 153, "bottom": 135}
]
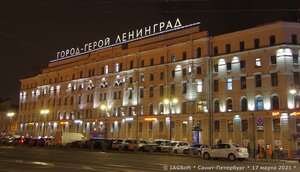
[{"left": 248, "top": 157, "right": 299, "bottom": 163}]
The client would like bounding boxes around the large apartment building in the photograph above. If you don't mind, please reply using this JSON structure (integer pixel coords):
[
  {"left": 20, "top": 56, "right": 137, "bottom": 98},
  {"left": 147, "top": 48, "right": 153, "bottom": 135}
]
[{"left": 18, "top": 21, "right": 300, "bottom": 152}]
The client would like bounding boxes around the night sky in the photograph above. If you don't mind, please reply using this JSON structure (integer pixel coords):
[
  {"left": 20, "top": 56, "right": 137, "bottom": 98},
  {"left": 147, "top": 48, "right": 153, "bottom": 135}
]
[{"left": 1, "top": 0, "right": 300, "bottom": 104}]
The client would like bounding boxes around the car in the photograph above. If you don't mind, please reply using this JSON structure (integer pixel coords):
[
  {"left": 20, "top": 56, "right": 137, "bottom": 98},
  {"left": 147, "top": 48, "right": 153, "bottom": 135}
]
[
  {"left": 112, "top": 139, "right": 131, "bottom": 151},
  {"left": 202, "top": 143, "right": 249, "bottom": 161},
  {"left": 127, "top": 140, "right": 148, "bottom": 152},
  {"left": 172, "top": 142, "right": 191, "bottom": 154},
  {"left": 183, "top": 144, "right": 209, "bottom": 155},
  {"left": 66, "top": 140, "right": 84, "bottom": 148},
  {"left": 155, "top": 140, "right": 171, "bottom": 152},
  {"left": 12, "top": 137, "right": 24, "bottom": 145},
  {"left": 141, "top": 139, "right": 169, "bottom": 152},
  {"left": 160, "top": 141, "right": 190, "bottom": 153}
]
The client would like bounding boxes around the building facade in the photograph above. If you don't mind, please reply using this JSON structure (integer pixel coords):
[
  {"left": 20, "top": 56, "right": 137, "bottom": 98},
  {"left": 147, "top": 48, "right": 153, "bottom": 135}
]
[{"left": 18, "top": 21, "right": 300, "bottom": 152}]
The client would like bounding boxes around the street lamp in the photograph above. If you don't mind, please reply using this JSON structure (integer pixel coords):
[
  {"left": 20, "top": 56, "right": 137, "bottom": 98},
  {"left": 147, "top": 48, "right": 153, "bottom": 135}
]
[
  {"left": 164, "top": 98, "right": 178, "bottom": 140},
  {"left": 40, "top": 109, "right": 49, "bottom": 137},
  {"left": 7, "top": 112, "right": 15, "bottom": 133}
]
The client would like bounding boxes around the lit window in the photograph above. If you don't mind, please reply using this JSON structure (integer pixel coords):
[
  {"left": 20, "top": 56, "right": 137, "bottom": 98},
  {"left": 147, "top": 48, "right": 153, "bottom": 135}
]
[
  {"left": 115, "top": 63, "right": 119, "bottom": 72},
  {"left": 197, "top": 80, "right": 203, "bottom": 93},
  {"left": 227, "top": 78, "right": 232, "bottom": 91},
  {"left": 256, "top": 96, "right": 263, "bottom": 111},
  {"left": 104, "top": 65, "right": 109, "bottom": 74},
  {"left": 255, "top": 58, "right": 261, "bottom": 67}
]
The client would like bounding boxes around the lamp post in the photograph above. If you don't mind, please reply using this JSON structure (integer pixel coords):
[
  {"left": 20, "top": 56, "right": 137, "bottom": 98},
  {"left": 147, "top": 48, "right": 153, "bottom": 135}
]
[
  {"left": 252, "top": 112, "right": 256, "bottom": 161},
  {"left": 7, "top": 112, "right": 15, "bottom": 133},
  {"left": 164, "top": 98, "right": 178, "bottom": 140},
  {"left": 40, "top": 109, "right": 49, "bottom": 137}
]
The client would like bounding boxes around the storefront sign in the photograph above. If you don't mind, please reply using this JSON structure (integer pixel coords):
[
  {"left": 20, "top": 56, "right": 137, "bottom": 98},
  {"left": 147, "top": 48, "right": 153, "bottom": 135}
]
[
  {"left": 291, "top": 111, "right": 300, "bottom": 116},
  {"left": 144, "top": 117, "right": 157, "bottom": 121},
  {"left": 257, "top": 117, "right": 264, "bottom": 132},
  {"left": 53, "top": 18, "right": 200, "bottom": 61}
]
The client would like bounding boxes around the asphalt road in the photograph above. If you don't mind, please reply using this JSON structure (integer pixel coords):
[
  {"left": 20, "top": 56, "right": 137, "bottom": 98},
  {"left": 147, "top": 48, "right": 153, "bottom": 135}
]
[{"left": 0, "top": 146, "right": 299, "bottom": 172}]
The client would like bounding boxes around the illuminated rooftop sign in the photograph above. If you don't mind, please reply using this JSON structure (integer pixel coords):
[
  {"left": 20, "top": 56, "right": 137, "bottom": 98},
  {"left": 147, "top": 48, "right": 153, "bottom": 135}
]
[{"left": 52, "top": 18, "right": 200, "bottom": 62}]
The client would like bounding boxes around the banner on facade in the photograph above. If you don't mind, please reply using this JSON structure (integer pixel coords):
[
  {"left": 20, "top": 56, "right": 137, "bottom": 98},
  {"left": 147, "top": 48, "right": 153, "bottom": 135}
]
[{"left": 257, "top": 117, "right": 264, "bottom": 132}]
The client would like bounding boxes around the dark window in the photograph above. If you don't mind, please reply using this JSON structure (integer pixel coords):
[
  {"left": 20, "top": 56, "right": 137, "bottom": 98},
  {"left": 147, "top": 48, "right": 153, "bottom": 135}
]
[
  {"left": 214, "top": 47, "right": 218, "bottom": 55},
  {"left": 214, "top": 80, "right": 219, "bottom": 92},
  {"left": 149, "top": 104, "right": 153, "bottom": 115},
  {"left": 138, "top": 122, "right": 143, "bottom": 132},
  {"left": 182, "top": 52, "right": 187, "bottom": 60},
  {"left": 130, "top": 60, "right": 134, "bottom": 69},
  {"left": 182, "top": 102, "right": 187, "bottom": 114},
  {"left": 214, "top": 100, "right": 220, "bottom": 112},
  {"left": 214, "top": 64, "right": 218, "bottom": 72},
  {"left": 226, "top": 99, "right": 233, "bottom": 112},
  {"left": 150, "top": 73, "right": 154, "bottom": 81},
  {"left": 292, "top": 34, "right": 298, "bottom": 45},
  {"left": 273, "top": 118, "right": 280, "bottom": 132},
  {"left": 197, "top": 47, "right": 201, "bottom": 58},
  {"left": 171, "top": 84, "right": 175, "bottom": 95},
  {"left": 294, "top": 72, "right": 300, "bottom": 85},
  {"left": 171, "top": 70, "right": 175, "bottom": 78},
  {"left": 150, "top": 58, "right": 154, "bottom": 66},
  {"left": 239, "top": 41, "right": 245, "bottom": 51},
  {"left": 160, "top": 72, "right": 164, "bottom": 80},
  {"left": 149, "top": 87, "right": 154, "bottom": 97},
  {"left": 140, "top": 88, "right": 144, "bottom": 98},
  {"left": 119, "top": 63, "right": 123, "bottom": 71},
  {"left": 214, "top": 120, "right": 220, "bottom": 132},
  {"left": 254, "top": 38, "right": 260, "bottom": 49},
  {"left": 129, "top": 77, "right": 133, "bottom": 83},
  {"left": 255, "top": 75, "right": 262, "bottom": 87},
  {"left": 182, "top": 83, "right": 187, "bottom": 94},
  {"left": 226, "top": 62, "right": 231, "bottom": 71},
  {"left": 269, "top": 35, "right": 276, "bottom": 46},
  {"left": 270, "top": 55, "right": 277, "bottom": 65},
  {"left": 226, "top": 44, "right": 231, "bottom": 53},
  {"left": 271, "top": 73, "right": 278, "bottom": 86},
  {"left": 241, "top": 98, "right": 248, "bottom": 111},
  {"left": 182, "top": 68, "right": 187, "bottom": 75},
  {"left": 272, "top": 96, "right": 279, "bottom": 110},
  {"left": 159, "top": 85, "right": 164, "bottom": 97},
  {"left": 240, "top": 76, "right": 247, "bottom": 89},
  {"left": 240, "top": 60, "right": 246, "bottom": 69},
  {"left": 197, "top": 66, "right": 201, "bottom": 74},
  {"left": 141, "top": 60, "right": 144, "bottom": 67},
  {"left": 160, "top": 56, "right": 164, "bottom": 64},
  {"left": 293, "top": 55, "right": 299, "bottom": 64},
  {"left": 242, "top": 120, "right": 248, "bottom": 132}
]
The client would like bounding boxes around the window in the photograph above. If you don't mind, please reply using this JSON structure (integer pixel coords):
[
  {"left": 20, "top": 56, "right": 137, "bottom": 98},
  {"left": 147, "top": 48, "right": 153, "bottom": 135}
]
[
  {"left": 149, "top": 122, "right": 153, "bottom": 133},
  {"left": 115, "top": 63, "right": 119, "bottom": 72},
  {"left": 159, "top": 122, "right": 164, "bottom": 132},
  {"left": 140, "top": 88, "right": 144, "bottom": 98},
  {"left": 141, "top": 60, "right": 144, "bottom": 67},
  {"left": 226, "top": 62, "right": 231, "bottom": 71},
  {"left": 149, "top": 104, "right": 153, "bottom": 115},
  {"left": 150, "top": 58, "right": 154, "bottom": 66},
  {"left": 182, "top": 102, "right": 187, "bottom": 114},
  {"left": 214, "top": 120, "right": 220, "bottom": 132},
  {"left": 149, "top": 86, "right": 154, "bottom": 97},
  {"left": 130, "top": 60, "right": 134, "bottom": 69},
  {"left": 214, "top": 80, "right": 219, "bottom": 92},
  {"left": 138, "top": 122, "right": 143, "bottom": 132},
  {"left": 160, "top": 56, "right": 164, "bottom": 64},
  {"left": 182, "top": 68, "right": 187, "bottom": 75},
  {"left": 294, "top": 72, "right": 300, "bottom": 85},
  {"left": 293, "top": 55, "right": 299, "bottom": 64},
  {"left": 182, "top": 83, "right": 187, "bottom": 94},
  {"left": 227, "top": 120, "right": 233, "bottom": 132},
  {"left": 171, "top": 84, "right": 175, "bottom": 95},
  {"left": 129, "top": 77, "right": 133, "bottom": 83},
  {"left": 214, "top": 47, "right": 218, "bottom": 55},
  {"left": 272, "top": 96, "right": 279, "bottom": 110},
  {"left": 240, "top": 60, "right": 246, "bottom": 69},
  {"left": 273, "top": 118, "right": 280, "bottom": 132},
  {"left": 255, "top": 75, "right": 262, "bottom": 87},
  {"left": 160, "top": 72, "right": 164, "bottom": 80},
  {"left": 214, "top": 100, "right": 220, "bottom": 112},
  {"left": 196, "top": 47, "right": 201, "bottom": 58},
  {"left": 159, "top": 104, "right": 164, "bottom": 114},
  {"left": 171, "top": 55, "right": 176, "bottom": 62},
  {"left": 213, "top": 64, "right": 218, "bottom": 72},
  {"left": 242, "top": 120, "right": 248, "bottom": 132},
  {"left": 182, "top": 122, "right": 187, "bottom": 132},
  {"left": 226, "top": 44, "right": 231, "bottom": 53},
  {"left": 182, "top": 52, "right": 187, "bottom": 60},
  {"left": 159, "top": 85, "right": 164, "bottom": 97},
  {"left": 254, "top": 38, "right": 260, "bottom": 49},
  {"left": 271, "top": 73, "right": 278, "bottom": 86},
  {"left": 241, "top": 98, "right": 248, "bottom": 111},
  {"left": 270, "top": 55, "right": 276, "bottom": 65},
  {"left": 255, "top": 58, "right": 261, "bottom": 67},
  {"left": 140, "top": 75, "right": 144, "bottom": 82},
  {"left": 240, "top": 76, "right": 246, "bottom": 89},
  {"left": 196, "top": 66, "right": 201, "bottom": 74},
  {"left": 104, "top": 65, "right": 108, "bottom": 74},
  {"left": 239, "top": 41, "right": 245, "bottom": 51},
  {"left": 227, "top": 78, "right": 232, "bottom": 91},
  {"left": 269, "top": 35, "right": 276, "bottom": 46},
  {"left": 296, "top": 119, "right": 300, "bottom": 133},
  {"left": 171, "top": 70, "right": 175, "bottom": 78},
  {"left": 256, "top": 96, "right": 263, "bottom": 111},
  {"left": 226, "top": 99, "right": 233, "bottom": 112},
  {"left": 292, "top": 34, "right": 298, "bottom": 45},
  {"left": 197, "top": 80, "right": 202, "bottom": 93},
  {"left": 149, "top": 73, "right": 154, "bottom": 81}
]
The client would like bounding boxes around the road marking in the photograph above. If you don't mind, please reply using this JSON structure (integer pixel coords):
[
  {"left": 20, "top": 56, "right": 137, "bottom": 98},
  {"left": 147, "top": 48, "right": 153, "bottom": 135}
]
[{"left": 105, "top": 164, "right": 133, "bottom": 168}]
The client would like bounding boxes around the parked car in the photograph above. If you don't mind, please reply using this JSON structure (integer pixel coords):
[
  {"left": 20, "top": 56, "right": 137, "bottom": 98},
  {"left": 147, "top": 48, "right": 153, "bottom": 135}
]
[
  {"left": 160, "top": 141, "right": 190, "bottom": 153},
  {"left": 127, "top": 140, "right": 148, "bottom": 152},
  {"left": 172, "top": 142, "right": 191, "bottom": 154},
  {"left": 12, "top": 137, "right": 24, "bottom": 145},
  {"left": 183, "top": 144, "right": 209, "bottom": 155},
  {"left": 155, "top": 140, "right": 171, "bottom": 152},
  {"left": 141, "top": 139, "right": 169, "bottom": 152},
  {"left": 66, "top": 140, "right": 84, "bottom": 148},
  {"left": 112, "top": 139, "right": 131, "bottom": 151},
  {"left": 202, "top": 143, "right": 249, "bottom": 161}
]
